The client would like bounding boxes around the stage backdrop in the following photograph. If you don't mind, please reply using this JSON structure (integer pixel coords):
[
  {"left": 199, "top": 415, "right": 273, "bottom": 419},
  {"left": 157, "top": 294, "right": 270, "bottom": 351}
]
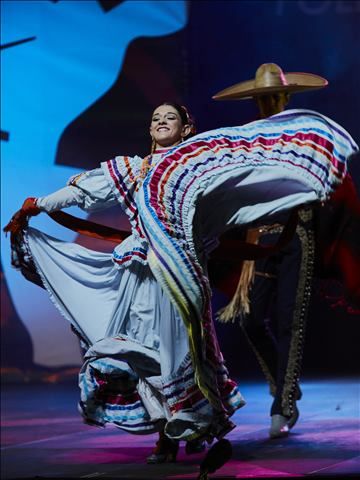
[{"left": 1, "top": 0, "right": 359, "bottom": 374}]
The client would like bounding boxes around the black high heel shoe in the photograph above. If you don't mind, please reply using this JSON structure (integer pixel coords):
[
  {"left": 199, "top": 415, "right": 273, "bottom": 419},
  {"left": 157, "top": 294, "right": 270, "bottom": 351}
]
[{"left": 146, "top": 431, "right": 179, "bottom": 464}]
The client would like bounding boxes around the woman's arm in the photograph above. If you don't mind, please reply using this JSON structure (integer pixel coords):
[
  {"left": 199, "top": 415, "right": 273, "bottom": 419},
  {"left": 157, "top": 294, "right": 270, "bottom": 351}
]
[
  {"left": 36, "top": 185, "right": 86, "bottom": 212},
  {"left": 4, "top": 168, "right": 118, "bottom": 235}
]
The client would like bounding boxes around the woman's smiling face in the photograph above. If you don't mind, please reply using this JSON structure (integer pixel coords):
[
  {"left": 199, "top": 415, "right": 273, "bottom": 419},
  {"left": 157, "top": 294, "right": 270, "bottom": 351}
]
[{"left": 150, "top": 105, "right": 186, "bottom": 149}]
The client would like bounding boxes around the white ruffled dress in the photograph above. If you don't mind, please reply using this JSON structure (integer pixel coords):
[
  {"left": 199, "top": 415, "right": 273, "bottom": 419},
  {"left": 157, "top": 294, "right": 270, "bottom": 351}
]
[{"left": 17, "top": 148, "right": 244, "bottom": 441}]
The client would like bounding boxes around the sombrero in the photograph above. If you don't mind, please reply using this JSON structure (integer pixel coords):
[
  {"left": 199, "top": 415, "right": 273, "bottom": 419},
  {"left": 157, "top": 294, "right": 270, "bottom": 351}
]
[{"left": 212, "top": 63, "right": 328, "bottom": 101}]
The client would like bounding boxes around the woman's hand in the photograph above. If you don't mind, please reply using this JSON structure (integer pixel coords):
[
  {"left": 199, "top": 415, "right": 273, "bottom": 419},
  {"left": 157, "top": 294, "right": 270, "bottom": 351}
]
[{"left": 3, "top": 197, "right": 41, "bottom": 235}]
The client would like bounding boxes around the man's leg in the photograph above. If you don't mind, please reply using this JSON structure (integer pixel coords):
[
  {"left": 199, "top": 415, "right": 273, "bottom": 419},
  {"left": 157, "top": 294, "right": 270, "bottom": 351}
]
[
  {"left": 241, "top": 210, "right": 314, "bottom": 437},
  {"left": 241, "top": 251, "right": 279, "bottom": 397},
  {"left": 273, "top": 210, "right": 314, "bottom": 420}
]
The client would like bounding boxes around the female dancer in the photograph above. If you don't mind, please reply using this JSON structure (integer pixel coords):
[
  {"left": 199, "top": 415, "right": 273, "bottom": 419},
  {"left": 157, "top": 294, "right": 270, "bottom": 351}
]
[{"left": 4, "top": 102, "right": 245, "bottom": 463}]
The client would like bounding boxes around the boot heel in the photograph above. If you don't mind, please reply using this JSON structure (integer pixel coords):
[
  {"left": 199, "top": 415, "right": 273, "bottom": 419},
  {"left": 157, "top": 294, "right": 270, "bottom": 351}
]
[{"left": 146, "top": 432, "right": 179, "bottom": 464}]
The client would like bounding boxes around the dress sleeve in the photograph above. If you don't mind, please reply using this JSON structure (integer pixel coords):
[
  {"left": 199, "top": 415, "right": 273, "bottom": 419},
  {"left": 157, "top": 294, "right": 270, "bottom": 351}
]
[
  {"left": 36, "top": 168, "right": 118, "bottom": 213},
  {"left": 101, "top": 156, "right": 143, "bottom": 207}
]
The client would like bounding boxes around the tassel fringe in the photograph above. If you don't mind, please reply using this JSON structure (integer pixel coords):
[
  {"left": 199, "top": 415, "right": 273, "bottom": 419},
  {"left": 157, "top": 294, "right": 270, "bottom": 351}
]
[{"left": 217, "top": 228, "right": 261, "bottom": 323}]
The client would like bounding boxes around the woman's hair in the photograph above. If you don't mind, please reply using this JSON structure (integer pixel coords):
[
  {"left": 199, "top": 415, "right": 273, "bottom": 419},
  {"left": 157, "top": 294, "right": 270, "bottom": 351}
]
[{"left": 160, "top": 102, "right": 196, "bottom": 137}]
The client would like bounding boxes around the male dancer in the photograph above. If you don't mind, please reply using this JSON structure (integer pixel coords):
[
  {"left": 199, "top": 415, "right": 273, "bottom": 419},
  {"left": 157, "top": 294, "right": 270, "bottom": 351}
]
[{"left": 214, "top": 63, "right": 327, "bottom": 438}]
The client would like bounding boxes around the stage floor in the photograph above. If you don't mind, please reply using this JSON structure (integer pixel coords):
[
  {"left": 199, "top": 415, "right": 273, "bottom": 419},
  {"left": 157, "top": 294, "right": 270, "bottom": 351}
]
[{"left": 1, "top": 378, "right": 359, "bottom": 479}]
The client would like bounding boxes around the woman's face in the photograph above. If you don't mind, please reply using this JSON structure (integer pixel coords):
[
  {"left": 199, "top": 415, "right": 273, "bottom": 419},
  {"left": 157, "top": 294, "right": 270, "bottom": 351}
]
[{"left": 150, "top": 105, "right": 190, "bottom": 149}]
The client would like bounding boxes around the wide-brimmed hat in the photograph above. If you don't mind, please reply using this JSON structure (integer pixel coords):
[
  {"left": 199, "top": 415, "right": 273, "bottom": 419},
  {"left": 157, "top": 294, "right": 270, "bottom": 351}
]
[{"left": 212, "top": 63, "right": 328, "bottom": 101}]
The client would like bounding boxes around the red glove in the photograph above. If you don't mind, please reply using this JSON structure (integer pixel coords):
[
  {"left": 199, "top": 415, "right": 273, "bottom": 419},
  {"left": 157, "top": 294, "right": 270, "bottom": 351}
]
[{"left": 3, "top": 197, "right": 41, "bottom": 235}]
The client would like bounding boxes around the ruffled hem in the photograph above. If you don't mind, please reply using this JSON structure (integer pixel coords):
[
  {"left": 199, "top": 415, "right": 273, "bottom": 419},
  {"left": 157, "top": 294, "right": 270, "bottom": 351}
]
[
  {"left": 78, "top": 355, "right": 158, "bottom": 434},
  {"left": 79, "top": 336, "right": 245, "bottom": 441}
]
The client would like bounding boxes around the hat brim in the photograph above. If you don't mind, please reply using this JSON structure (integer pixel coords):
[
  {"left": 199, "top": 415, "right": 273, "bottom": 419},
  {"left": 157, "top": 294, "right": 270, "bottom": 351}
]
[{"left": 212, "top": 72, "right": 328, "bottom": 101}]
